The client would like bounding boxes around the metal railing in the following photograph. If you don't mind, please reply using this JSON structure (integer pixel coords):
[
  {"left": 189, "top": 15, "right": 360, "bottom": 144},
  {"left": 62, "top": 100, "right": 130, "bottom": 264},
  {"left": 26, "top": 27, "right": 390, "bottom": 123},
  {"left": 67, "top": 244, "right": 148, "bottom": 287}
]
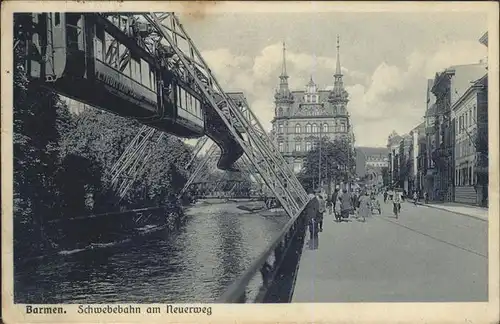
[{"left": 218, "top": 197, "right": 312, "bottom": 303}]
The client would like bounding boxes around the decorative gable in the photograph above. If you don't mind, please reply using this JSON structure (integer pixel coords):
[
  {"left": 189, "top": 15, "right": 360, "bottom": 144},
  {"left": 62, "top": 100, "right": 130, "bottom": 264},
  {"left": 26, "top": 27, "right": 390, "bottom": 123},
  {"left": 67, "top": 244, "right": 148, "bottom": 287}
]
[{"left": 293, "top": 103, "right": 328, "bottom": 117}]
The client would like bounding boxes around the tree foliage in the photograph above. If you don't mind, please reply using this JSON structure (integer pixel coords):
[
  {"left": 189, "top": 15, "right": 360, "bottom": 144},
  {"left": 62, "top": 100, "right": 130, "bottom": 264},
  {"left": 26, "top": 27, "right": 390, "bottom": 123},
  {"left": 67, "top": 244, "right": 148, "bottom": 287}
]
[{"left": 298, "top": 138, "right": 355, "bottom": 192}]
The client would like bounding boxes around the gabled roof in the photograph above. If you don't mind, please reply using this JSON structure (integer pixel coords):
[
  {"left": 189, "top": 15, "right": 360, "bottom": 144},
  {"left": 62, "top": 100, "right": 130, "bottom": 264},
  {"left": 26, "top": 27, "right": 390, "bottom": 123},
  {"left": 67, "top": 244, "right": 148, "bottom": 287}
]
[{"left": 449, "top": 63, "right": 487, "bottom": 106}]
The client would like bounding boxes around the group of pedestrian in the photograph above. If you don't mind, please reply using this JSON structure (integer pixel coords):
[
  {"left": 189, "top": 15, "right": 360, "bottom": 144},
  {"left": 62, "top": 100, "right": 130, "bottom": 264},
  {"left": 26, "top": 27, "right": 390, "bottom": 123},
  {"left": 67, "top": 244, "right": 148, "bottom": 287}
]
[{"left": 306, "top": 187, "right": 374, "bottom": 242}]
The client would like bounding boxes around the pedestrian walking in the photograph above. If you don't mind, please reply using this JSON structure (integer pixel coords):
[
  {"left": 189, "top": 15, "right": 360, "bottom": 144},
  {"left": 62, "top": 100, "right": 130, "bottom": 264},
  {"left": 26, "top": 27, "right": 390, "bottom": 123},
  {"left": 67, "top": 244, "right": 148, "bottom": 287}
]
[
  {"left": 334, "top": 194, "right": 342, "bottom": 222},
  {"left": 383, "top": 190, "right": 388, "bottom": 203},
  {"left": 316, "top": 191, "right": 326, "bottom": 232},
  {"left": 393, "top": 189, "right": 402, "bottom": 219},
  {"left": 339, "top": 189, "right": 352, "bottom": 221},
  {"left": 413, "top": 191, "right": 418, "bottom": 206},
  {"left": 358, "top": 191, "right": 371, "bottom": 222},
  {"left": 352, "top": 190, "right": 361, "bottom": 216},
  {"left": 307, "top": 191, "right": 319, "bottom": 240},
  {"left": 424, "top": 191, "right": 429, "bottom": 204},
  {"left": 331, "top": 187, "right": 340, "bottom": 219}
]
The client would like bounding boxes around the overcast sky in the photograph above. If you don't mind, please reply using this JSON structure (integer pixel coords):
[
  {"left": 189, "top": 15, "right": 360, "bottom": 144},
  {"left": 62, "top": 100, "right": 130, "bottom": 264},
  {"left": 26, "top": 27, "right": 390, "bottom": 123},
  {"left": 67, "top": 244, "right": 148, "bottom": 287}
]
[{"left": 179, "top": 10, "right": 488, "bottom": 147}]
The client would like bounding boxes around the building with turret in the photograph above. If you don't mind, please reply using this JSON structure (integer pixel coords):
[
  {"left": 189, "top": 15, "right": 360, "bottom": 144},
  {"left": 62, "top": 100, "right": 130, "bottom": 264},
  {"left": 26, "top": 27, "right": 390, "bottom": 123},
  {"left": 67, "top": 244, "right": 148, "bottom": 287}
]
[{"left": 271, "top": 37, "right": 355, "bottom": 175}]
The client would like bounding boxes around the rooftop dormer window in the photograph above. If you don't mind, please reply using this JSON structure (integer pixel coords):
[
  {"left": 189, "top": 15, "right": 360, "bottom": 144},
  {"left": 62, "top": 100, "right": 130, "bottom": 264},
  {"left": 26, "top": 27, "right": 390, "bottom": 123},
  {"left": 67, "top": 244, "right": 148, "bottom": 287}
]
[{"left": 304, "top": 77, "right": 319, "bottom": 104}]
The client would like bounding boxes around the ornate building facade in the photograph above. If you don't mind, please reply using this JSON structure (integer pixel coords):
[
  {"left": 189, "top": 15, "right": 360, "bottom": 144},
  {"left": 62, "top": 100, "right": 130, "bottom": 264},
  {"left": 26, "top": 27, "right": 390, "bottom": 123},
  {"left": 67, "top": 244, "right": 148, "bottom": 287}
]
[{"left": 271, "top": 37, "right": 355, "bottom": 174}]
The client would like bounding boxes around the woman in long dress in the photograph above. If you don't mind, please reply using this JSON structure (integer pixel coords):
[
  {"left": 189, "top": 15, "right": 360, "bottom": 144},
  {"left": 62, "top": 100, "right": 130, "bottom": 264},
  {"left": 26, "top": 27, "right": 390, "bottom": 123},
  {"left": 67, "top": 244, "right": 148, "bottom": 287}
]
[{"left": 358, "top": 191, "right": 371, "bottom": 222}]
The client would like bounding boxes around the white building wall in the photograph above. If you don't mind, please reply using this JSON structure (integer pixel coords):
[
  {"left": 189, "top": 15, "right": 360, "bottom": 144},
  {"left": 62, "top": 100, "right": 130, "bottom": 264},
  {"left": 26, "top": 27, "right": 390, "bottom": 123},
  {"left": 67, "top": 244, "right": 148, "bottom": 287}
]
[{"left": 453, "top": 92, "right": 477, "bottom": 187}]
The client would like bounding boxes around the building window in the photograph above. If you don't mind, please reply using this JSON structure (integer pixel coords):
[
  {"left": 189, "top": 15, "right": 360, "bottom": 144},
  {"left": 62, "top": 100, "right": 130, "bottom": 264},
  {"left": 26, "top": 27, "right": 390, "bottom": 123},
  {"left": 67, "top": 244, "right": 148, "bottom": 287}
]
[
  {"left": 322, "top": 123, "right": 328, "bottom": 133},
  {"left": 278, "top": 123, "right": 283, "bottom": 134},
  {"left": 293, "top": 161, "right": 302, "bottom": 173},
  {"left": 312, "top": 124, "right": 318, "bottom": 133},
  {"left": 473, "top": 106, "right": 476, "bottom": 123},
  {"left": 469, "top": 109, "right": 472, "bottom": 125},
  {"left": 295, "top": 143, "right": 301, "bottom": 152},
  {"left": 278, "top": 142, "right": 284, "bottom": 152},
  {"left": 306, "top": 141, "right": 312, "bottom": 151},
  {"left": 305, "top": 124, "right": 311, "bottom": 133},
  {"left": 340, "top": 122, "right": 346, "bottom": 132},
  {"left": 295, "top": 124, "right": 301, "bottom": 134}
]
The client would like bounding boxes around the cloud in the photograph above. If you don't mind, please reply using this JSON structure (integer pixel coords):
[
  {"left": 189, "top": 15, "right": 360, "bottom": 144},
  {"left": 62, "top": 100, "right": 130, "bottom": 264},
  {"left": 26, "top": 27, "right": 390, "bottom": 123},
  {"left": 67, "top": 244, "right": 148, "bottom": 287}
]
[
  {"left": 345, "top": 39, "right": 486, "bottom": 146},
  {"left": 200, "top": 39, "right": 486, "bottom": 147}
]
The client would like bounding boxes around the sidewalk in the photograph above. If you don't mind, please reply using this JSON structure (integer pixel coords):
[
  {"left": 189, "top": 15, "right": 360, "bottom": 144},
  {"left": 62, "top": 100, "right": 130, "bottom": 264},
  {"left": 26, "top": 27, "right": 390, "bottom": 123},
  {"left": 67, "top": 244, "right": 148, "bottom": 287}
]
[{"left": 408, "top": 201, "right": 488, "bottom": 221}]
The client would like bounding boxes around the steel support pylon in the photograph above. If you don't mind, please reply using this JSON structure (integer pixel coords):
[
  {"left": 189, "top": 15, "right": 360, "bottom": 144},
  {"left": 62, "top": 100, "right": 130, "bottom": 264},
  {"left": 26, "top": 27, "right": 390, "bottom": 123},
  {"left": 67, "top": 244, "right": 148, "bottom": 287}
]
[
  {"left": 178, "top": 142, "right": 220, "bottom": 197},
  {"left": 142, "top": 12, "right": 310, "bottom": 217},
  {"left": 109, "top": 125, "right": 164, "bottom": 200},
  {"left": 184, "top": 136, "right": 209, "bottom": 171}
]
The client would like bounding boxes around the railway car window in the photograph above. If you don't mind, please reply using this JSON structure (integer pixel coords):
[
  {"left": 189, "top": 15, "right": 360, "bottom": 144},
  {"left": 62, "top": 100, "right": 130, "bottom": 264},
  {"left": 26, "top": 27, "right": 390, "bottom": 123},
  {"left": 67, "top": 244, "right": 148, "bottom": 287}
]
[
  {"left": 77, "top": 16, "right": 85, "bottom": 50},
  {"left": 122, "top": 57, "right": 130, "bottom": 77},
  {"left": 66, "top": 14, "right": 85, "bottom": 51},
  {"left": 55, "top": 13, "right": 60, "bottom": 26},
  {"left": 131, "top": 58, "right": 140, "bottom": 82},
  {"left": 118, "top": 43, "right": 128, "bottom": 72},
  {"left": 149, "top": 69, "right": 156, "bottom": 91},
  {"left": 130, "top": 57, "right": 136, "bottom": 80},
  {"left": 140, "top": 59, "right": 150, "bottom": 88},
  {"left": 94, "top": 38, "right": 103, "bottom": 61},
  {"left": 94, "top": 25, "right": 104, "bottom": 61},
  {"left": 177, "top": 86, "right": 181, "bottom": 107},
  {"left": 104, "top": 32, "right": 119, "bottom": 68},
  {"left": 180, "top": 88, "right": 186, "bottom": 110}
]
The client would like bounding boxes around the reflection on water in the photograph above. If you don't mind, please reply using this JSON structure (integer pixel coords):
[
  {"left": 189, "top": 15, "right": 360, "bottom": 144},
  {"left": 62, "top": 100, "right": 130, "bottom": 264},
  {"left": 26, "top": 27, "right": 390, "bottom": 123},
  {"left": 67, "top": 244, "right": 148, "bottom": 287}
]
[{"left": 14, "top": 201, "right": 288, "bottom": 303}]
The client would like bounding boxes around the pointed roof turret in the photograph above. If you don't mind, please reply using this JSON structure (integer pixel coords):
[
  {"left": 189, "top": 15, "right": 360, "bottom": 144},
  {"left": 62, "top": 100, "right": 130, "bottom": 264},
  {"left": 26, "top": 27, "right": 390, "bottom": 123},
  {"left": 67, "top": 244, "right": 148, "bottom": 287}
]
[
  {"left": 307, "top": 75, "right": 315, "bottom": 87},
  {"left": 281, "top": 41, "right": 287, "bottom": 77},
  {"left": 275, "top": 41, "right": 293, "bottom": 103},
  {"left": 335, "top": 35, "right": 342, "bottom": 77},
  {"left": 329, "top": 35, "right": 349, "bottom": 104}
]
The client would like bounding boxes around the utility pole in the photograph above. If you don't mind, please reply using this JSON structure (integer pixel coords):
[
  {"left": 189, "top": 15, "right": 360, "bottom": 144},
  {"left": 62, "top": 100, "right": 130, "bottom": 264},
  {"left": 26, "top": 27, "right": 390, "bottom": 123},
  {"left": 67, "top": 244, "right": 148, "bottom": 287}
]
[{"left": 318, "top": 126, "right": 322, "bottom": 191}]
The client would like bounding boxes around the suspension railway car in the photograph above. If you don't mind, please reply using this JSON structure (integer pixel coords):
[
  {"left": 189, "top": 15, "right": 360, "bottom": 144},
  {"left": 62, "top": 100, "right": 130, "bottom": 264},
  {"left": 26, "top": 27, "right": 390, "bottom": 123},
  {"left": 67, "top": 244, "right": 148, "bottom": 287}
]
[{"left": 20, "top": 12, "right": 243, "bottom": 170}]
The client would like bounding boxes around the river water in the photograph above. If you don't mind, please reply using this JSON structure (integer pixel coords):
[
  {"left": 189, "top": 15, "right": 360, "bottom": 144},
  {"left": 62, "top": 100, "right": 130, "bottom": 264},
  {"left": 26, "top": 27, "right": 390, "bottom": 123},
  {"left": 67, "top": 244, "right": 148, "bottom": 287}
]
[{"left": 14, "top": 200, "right": 289, "bottom": 303}]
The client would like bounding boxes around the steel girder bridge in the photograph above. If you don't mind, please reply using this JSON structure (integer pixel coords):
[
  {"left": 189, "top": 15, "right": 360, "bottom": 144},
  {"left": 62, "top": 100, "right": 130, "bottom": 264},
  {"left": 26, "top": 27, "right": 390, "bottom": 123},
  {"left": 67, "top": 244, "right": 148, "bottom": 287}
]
[{"left": 18, "top": 12, "right": 312, "bottom": 302}]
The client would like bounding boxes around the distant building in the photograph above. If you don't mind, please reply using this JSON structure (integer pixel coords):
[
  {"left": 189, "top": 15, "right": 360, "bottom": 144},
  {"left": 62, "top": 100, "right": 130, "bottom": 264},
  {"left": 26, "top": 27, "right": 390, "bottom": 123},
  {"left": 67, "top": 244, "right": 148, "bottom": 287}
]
[
  {"left": 399, "top": 134, "right": 412, "bottom": 192},
  {"left": 271, "top": 37, "right": 355, "bottom": 189},
  {"left": 410, "top": 122, "right": 427, "bottom": 195},
  {"left": 387, "top": 131, "right": 402, "bottom": 187},
  {"left": 355, "top": 147, "right": 388, "bottom": 187},
  {"left": 409, "top": 122, "right": 425, "bottom": 194},
  {"left": 423, "top": 78, "right": 437, "bottom": 199}
]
